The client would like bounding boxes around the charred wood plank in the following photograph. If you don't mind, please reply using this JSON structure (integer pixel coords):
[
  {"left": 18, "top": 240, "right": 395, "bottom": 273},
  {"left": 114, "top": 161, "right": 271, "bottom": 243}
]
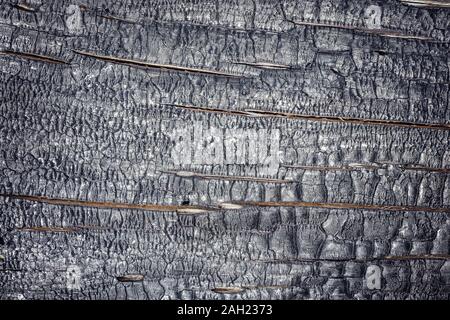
[{"left": 0, "top": 0, "right": 449, "bottom": 300}]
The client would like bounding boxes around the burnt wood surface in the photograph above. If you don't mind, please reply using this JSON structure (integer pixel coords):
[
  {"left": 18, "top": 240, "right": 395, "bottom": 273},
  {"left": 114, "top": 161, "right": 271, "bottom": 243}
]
[{"left": 0, "top": 0, "right": 449, "bottom": 300}]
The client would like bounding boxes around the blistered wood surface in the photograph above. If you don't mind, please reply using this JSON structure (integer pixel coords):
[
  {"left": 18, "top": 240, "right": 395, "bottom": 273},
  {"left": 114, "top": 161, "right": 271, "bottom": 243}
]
[{"left": 0, "top": 0, "right": 449, "bottom": 300}]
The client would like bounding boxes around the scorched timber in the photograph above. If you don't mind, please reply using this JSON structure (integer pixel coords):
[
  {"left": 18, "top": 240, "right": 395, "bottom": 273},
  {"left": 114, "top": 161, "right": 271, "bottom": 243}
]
[{"left": 0, "top": 0, "right": 449, "bottom": 300}]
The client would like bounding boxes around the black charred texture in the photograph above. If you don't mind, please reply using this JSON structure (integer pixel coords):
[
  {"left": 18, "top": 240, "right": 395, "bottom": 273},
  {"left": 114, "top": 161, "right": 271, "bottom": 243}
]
[{"left": 0, "top": 0, "right": 449, "bottom": 300}]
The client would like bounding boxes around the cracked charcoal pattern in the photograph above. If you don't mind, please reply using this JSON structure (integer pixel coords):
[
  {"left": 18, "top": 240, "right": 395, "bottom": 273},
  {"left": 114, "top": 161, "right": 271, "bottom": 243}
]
[{"left": 0, "top": 0, "right": 449, "bottom": 300}]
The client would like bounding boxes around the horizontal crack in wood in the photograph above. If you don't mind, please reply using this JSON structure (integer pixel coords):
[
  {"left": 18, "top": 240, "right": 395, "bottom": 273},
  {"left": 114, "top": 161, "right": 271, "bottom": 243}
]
[
  {"left": 231, "top": 201, "right": 450, "bottom": 213},
  {"left": 243, "top": 109, "right": 450, "bottom": 130},
  {"left": 282, "top": 163, "right": 450, "bottom": 173},
  {"left": 165, "top": 103, "right": 450, "bottom": 130},
  {"left": 212, "top": 284, "right": 313, "bottom": 293},
  {"left": 230, "top": 61, "right": 291, "bottom": 70},
  {"left": 212, "top": 287, "right": 246, "bottom": 294},
  {"left": 72, "top": 50, "right": 242, "bottom": 78},
  {"left": 289, "top": 20, "right": 442, "bottom": 42},
  {"left": 5, "top": 194, "right": 446, "bottom": 217},
  {"left": 14, "top": 4, "right": 36, "bottom": 12},
  {"left": 162, "top": 170, "right": 293, "bottom": 183},
  {"left": 116, "top": 274, "right": 145, "bottom": 282},
  {"left": 218, "top": 203, "right": 245, "bottom": 210},
  {"left": 0, "top": 194, "right": 216, "bottom": 213},
  {"left": 16, "top": 225, "right": 110, "bottom": 233},
  {"left": 255, "top": 255, "right": 450, "bottom": 264},
  {"left": 18, "top": 226, "right": 81, "bottom": 233},
  {"left": 99, "top": 15, "right": 138, "bottom": 24},
  {"left": 400, "top": 0, "right": 450, "bottom": 8},
  {"left": 383, "top": 255, "right": 450, "bottom": 261},
  {"left": 0, "top": 50, "right": 69, "bottom": 65}
]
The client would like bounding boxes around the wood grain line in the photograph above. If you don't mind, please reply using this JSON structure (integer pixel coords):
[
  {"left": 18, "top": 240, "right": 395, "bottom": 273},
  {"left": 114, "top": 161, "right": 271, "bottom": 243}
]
[
  {"left": 165, "top": 103, "right": 450, "bottom": 131},
  {"left": 14, "top": 4, "right": 36, "bottom": 12},
  {"left": 289, "top": 20, "right": 443, "bottom": 42},
  {"left": 400, "top": 0, "right": 450, "bottom": 8},
  {"left": 3, "top": 194, "right": 448, "bottom": 214},
  {"left": 282, "top": 164, "right": 450, "bottom": 173},
  {"left": 162, "top": 170, "right": 293, "bottom": 183},
  {"left": 231, "top": 201, "right": 450, "bottom": 213},
  {"left": 230, "top": 61, "right": 291, "bottom": 70},
  {"left": 0, "top": 50, "right": 69, "bottom": 65},
  {"left": 73, "top": 50, "right": 243, "bottom": 78},
  {"left": 0, "top": 194, "right": 217, "bottom": 213},
  {"left": 99, "top": 15, "right": 138, "bottom": 24},
  {"left": 255, "top": 255, "right": 450, "bottom": 263}
]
